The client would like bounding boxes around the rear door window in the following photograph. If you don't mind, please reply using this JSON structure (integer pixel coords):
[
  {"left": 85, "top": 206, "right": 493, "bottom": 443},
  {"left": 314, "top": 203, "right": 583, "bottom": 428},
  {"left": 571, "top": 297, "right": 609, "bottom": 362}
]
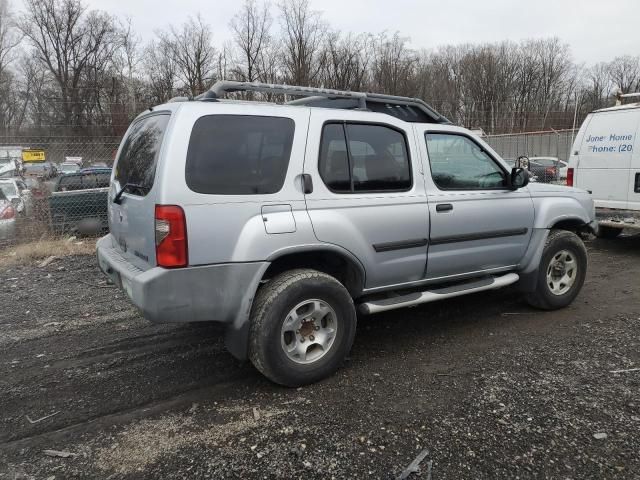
[
  {"left": 115, "top": 113, "right": 170, "bottom": 195},
  {"left": 185, "top": 115, "right": 295, "bottom": 195},
  {"left": 319, "top": 122, "right": 412, "bottom": 193}
]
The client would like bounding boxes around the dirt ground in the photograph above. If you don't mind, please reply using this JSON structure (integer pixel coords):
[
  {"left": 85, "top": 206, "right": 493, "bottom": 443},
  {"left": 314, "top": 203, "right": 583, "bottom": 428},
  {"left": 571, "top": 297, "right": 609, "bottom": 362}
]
[{"left": 0, "top": 235, "right": 639, "bottom": 479}]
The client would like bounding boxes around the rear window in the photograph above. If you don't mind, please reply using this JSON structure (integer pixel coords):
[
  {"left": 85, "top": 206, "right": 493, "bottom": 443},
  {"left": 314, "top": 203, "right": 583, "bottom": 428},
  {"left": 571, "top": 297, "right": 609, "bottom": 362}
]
[
  {"left": 186, "top": 115, "right": 295, "bottom": 195},
  {"left": 115, "top": 113, "right": 170, "bottom": 194},
  {"left": 57, "top": 173, "right": 111, "bottom": 191}
]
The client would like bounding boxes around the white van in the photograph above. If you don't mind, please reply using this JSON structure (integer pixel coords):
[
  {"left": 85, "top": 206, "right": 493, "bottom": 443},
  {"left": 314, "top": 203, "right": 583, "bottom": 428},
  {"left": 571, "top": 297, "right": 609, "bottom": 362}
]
[{"left": 568, "top": 102, "right": 640, "bottom": 238}]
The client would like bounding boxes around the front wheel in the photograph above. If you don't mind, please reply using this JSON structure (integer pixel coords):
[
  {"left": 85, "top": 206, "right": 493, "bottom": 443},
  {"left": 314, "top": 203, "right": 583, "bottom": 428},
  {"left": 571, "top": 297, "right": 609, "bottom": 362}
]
[
  {"left": 526, "top": 230, "right": 588, "bottom": 310},
  {"left": 249, "top": 269, "right": 357, "bottom": 387}
]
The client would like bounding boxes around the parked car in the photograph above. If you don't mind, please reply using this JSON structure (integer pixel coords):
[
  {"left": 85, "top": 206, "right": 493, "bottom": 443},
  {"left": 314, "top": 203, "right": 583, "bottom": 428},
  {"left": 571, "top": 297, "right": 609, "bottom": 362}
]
[
  {"left": 0, "top": 178, "right": 30, "bottom": 215},
  {"left": 59, "top": 162, "right": 81, "bottom": 174},
  {"left": 80, "top": 166, "right": 112, "bottom": 174},
  {"left": 568, "top": 100, "right": 640, "bottom": 238},
  {"left": 529, "top": 157, "right": 568, "bottom": 182},
  {"left": 24, "top": 161, "right": 57, "bottom": 179},
  {"left": 0, "top": 188, "right": 16, "bottom": 242},
  {"left": 97, "top": 81, "right": 596, "bottom": 387},
  {"left": 49, "top": 170, "right": 110, "bottom": 235}
]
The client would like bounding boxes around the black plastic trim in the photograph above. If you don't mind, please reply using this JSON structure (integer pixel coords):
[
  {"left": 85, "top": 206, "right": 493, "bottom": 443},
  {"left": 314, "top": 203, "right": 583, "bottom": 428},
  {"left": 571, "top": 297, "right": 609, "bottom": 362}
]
[
  {"left": 373, "top": 238, "right": 428, "bottom": 252},
  {"left": 430, "top": 228, "right": 529, "bottom": 246}
]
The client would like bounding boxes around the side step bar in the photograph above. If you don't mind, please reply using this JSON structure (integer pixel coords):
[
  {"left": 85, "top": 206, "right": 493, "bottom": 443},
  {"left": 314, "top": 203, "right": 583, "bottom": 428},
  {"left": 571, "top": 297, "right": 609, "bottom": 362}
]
[{"left": 358, "top": 273, "right": 520, "bottom": 315}]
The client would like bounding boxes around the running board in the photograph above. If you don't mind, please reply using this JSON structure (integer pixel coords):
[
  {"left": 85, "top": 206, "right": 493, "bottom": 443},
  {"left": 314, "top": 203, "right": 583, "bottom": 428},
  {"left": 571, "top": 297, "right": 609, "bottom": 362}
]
[{"left": 358, "top": 273, "right": 520, "bottom": 315}]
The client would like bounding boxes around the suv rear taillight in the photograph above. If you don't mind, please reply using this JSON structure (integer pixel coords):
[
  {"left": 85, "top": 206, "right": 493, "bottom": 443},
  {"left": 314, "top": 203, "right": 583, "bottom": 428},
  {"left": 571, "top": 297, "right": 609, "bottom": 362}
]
[
  {"left": 0, "top": 204, "right": 15, "bottom": 220},
  {"left": 155, "top": 205, "right": 188, "bottom": 268},
  {"left": 566, "top": 168, "right": 574, "bottom": 186}
]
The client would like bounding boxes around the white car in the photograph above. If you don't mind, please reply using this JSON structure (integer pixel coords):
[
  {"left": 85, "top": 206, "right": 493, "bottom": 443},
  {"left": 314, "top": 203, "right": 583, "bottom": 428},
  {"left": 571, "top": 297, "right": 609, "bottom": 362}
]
[
  {"left": 0, "top": 178, "right": 29, "bottom": 214},
  {"left": 0, "top": 188, "right": 16, "bottom": 242}
]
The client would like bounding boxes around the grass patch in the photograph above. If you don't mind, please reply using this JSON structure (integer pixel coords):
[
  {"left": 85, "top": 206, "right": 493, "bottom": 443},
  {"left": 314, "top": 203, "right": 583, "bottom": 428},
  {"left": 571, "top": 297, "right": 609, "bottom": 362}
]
[{"left": 0, "top": 237, "right": 96, "bottom": 268}]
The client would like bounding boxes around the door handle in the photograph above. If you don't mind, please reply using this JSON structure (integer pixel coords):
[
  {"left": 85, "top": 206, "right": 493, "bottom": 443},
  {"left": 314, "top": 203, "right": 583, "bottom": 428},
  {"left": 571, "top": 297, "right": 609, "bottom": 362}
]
[
  {"left": 436, "top": 203, "right": 453, "bottom": 212},
  {"left": 302, "top": 174, "right": 313, "bottom": 194}
]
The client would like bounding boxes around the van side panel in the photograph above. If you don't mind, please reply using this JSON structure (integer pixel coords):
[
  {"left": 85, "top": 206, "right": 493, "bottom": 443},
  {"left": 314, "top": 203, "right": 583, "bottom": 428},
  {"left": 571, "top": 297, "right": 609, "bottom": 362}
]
[
  {"left": 628, "top": 115, "right": 640, "bottom": 211},
  {"left": 574, "top": 109, "right": 639, "bottom": 210}
]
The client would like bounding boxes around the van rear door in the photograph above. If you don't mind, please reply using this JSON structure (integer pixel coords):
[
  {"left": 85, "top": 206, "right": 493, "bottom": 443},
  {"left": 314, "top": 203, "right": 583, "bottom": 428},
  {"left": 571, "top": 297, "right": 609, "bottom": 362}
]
[
  {"left": 109, "top": 112, "right": 171, "bottom": 269},
  {"left": 575, "top": 110, "right": 639, "bottom": 209}
]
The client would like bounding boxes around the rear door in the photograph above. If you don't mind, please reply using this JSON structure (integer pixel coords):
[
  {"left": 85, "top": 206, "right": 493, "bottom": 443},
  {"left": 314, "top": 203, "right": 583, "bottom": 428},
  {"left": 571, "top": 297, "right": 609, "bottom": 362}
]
[
  {"left": 109, "top": 112, "right": 171, "bottom": 269},
  {"left": 303, "top": 110, "right": 429, "bottom": 290},
  {"left": 575, "top": 109, "right": 639, "bottom": 209}
]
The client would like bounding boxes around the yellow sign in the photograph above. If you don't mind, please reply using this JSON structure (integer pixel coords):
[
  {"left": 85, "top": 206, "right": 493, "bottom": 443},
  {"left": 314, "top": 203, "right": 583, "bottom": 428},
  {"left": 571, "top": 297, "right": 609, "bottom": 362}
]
[{"left": 22, "top": 149, "right": 46, "bottom": 162}]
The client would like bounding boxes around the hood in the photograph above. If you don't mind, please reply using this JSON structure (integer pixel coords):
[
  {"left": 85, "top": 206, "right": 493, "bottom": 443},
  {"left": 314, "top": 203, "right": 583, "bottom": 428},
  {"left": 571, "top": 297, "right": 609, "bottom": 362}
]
[{"left": 527, "top": 182, "right": 583, "bottom": 195}]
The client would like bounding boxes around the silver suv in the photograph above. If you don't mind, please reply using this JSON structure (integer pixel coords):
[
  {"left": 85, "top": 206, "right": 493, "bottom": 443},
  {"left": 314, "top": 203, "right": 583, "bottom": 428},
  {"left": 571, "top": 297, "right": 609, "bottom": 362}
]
[{"left": 97, "top": 81, "right": 596, "bottom": 386}]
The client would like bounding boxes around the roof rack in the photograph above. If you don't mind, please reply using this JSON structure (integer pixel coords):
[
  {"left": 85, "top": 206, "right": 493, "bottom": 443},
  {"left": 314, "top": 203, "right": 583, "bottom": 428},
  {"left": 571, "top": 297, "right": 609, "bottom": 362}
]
[
  {"left": 196, "top": 81, "right": 450, "bottom": 124},
  {"left": 616, "top": 91, "right": 640, "bottom": 106}
]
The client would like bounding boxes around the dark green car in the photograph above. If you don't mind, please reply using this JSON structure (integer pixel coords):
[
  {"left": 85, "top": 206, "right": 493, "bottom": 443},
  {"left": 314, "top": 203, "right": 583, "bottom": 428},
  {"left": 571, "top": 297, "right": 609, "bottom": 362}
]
[{"left": 49, "top": 170, "right": 111, "bottom": 235}]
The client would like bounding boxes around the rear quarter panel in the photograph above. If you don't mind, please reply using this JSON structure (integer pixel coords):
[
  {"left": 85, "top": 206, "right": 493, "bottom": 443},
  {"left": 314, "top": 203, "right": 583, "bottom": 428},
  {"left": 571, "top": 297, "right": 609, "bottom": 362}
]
[{"left": 155, "top": 103, "right": 319, "bottom": 265}]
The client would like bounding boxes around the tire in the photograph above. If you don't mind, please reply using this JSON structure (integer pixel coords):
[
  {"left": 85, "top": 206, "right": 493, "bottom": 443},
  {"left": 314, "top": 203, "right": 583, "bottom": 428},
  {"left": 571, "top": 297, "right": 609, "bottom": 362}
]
[
  {"left": 597, "top": 225, "right": 623, "bottom": 239},
  {"left": 249, "top": 269, "right": 357, "bottom": 387},
  {"left": 526, "top": 229, "right": 588, "bottom": 310}
]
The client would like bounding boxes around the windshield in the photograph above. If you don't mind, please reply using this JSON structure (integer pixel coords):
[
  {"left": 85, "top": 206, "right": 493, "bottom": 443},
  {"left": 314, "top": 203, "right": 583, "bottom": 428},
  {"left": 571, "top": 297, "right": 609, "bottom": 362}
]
[
  {"left": 61, "top": 164, "right": 79, "bottom": 173},
  {"left": 0, "top": 182, "right": 17, "bottom": 197}
]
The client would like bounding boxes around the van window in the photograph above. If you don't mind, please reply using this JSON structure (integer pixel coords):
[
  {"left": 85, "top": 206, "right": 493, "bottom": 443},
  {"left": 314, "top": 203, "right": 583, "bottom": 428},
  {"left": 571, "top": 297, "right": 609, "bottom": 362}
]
[
  {"left": 115, "top": 113, "right": 170, "bottom": 195},
  {"left": 186, "top": 115, "right": 295, "bottom": 195},
  {"left": 319, "top": 122, "right": 412, "bottom": 193}
]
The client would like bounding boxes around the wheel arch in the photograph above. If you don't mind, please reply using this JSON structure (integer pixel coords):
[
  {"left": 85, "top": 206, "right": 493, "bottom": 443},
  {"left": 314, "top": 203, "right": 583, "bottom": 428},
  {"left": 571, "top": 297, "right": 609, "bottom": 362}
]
[
  {"left": 263, "top": 246, "right": 366, "bottom": 298},
  {"left": 225, "top": 246, "right": 366, "bottom": 361}
]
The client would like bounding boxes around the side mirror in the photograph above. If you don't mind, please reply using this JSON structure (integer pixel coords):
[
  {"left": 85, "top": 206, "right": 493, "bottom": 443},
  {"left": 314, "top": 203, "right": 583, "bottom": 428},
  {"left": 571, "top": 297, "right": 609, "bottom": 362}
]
[
  {"left": 515, "top": 155, "right": 530, "bottom": 170},
  {"left": 510, "top": 167, "right": 529, "bottom": 190}
]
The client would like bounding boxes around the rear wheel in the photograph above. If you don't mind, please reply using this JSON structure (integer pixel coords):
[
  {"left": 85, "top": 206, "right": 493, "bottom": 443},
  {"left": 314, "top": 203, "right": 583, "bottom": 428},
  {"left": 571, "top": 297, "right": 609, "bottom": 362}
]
[
  {"left": 597, "top": 225, "right": 623, "bottom": 239},
  {"left": 526, "top": 230, "right": 587, "bottom": 310},
  {"left": 249, "top": 269, "right": 356, "bottom": 387}
]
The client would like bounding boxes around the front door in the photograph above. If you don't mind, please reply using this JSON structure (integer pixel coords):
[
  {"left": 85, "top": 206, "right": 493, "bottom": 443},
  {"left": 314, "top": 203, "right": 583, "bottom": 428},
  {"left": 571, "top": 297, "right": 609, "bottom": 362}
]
[
  {"left": 419, "top": 129, "right": 535, "bottom": 280},
  {"left": 304, "top": 110, "right": 430, "bottom": 290}
]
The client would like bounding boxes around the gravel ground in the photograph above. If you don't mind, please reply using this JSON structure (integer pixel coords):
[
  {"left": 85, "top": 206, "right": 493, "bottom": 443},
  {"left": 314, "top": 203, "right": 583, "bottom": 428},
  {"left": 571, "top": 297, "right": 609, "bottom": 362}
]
[{"left": 0, "top": 235, "right": 639, "bottom": 479}]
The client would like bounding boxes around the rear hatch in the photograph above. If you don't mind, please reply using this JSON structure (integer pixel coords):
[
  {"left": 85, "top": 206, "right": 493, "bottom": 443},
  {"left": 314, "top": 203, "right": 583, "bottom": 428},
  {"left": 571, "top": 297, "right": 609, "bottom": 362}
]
[{"left": 109, "top": 112, "right": 171, "bottom": 269}]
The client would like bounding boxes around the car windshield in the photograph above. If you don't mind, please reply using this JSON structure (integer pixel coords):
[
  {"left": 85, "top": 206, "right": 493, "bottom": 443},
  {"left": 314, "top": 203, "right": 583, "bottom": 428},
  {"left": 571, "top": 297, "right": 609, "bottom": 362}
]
[
  {"left": 61, "top": 164, "right": 79, "bottom": 172},
  {"left": 0, "top": 182, "right": 17, "bottom": 197}
]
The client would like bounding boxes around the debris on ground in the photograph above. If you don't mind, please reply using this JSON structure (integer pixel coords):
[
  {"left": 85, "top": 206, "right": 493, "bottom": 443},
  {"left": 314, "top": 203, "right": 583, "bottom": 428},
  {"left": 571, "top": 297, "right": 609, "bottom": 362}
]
[
  {"left": 37, "top": 256, "right": 57, "bottom": 268},
  {"left": 26, "top": 411, "right": 60, "bottom": 424},
  {"left": 42, "top": 450, "right": 78, "bottom": 458},
  {"left": 396, "top": 448, "right": 430, "bottom": 479}
]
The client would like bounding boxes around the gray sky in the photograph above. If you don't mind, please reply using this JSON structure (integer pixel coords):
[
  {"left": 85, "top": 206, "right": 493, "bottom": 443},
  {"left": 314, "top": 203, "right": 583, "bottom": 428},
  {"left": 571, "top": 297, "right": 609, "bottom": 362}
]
[{"left": 27, "top": 0, "right": 640, "bottom": 64}]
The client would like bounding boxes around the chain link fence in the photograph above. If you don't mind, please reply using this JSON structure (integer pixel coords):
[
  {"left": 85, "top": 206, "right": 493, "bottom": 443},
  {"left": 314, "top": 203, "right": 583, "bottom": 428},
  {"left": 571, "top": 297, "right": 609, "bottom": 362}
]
[
  {"left": 484, "top": 128, "right": 578, "bottom": 163},
  {"left": 0, "top": 137, "right": 120, "bottom": 247}
]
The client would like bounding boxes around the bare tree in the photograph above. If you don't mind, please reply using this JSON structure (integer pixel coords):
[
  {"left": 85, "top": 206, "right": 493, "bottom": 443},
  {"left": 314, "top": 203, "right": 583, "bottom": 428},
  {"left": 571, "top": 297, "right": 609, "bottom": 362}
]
[
  {"left": 144, "top": 40, "right": 177, "bottom": 104},
  {"left": 320, "top": 31, "right": 370, "bottom": 91},
  {"left": 370, "top": 32, "right": 417, "bottom": 96},
  {"left": 230, "top": 0, "right": 272, "bottom": 85},
  {"left": 279, "top": 0, "right": 326, "bottom": 86},
  {"left": 159, "top": 14, "right": 216, "bottom": 97},
  {"left": 0, "top": 0, "right": 18, "bottom": 76},
  {"left": 608, "top": 55, "right": 640, "bottom": 93},
  {"left": 19, "top": 0, "right": 121, "bottom": 131}
]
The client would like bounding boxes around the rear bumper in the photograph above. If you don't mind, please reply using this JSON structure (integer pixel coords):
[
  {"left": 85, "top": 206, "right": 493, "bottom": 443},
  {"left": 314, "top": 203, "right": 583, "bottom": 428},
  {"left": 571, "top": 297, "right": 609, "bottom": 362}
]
[
  {"left": 96, "top": 234, "right": 269, "bottom": 325},
  {"left": 596, "top": 208, "right": 640, "bottom": 230}
]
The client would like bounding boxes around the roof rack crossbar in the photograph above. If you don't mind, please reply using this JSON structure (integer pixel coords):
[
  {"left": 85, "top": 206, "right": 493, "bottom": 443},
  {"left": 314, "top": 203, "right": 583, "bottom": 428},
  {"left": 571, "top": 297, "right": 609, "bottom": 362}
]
[{"left": 203, "top": 81, "right": 367, "bottom": 109}]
